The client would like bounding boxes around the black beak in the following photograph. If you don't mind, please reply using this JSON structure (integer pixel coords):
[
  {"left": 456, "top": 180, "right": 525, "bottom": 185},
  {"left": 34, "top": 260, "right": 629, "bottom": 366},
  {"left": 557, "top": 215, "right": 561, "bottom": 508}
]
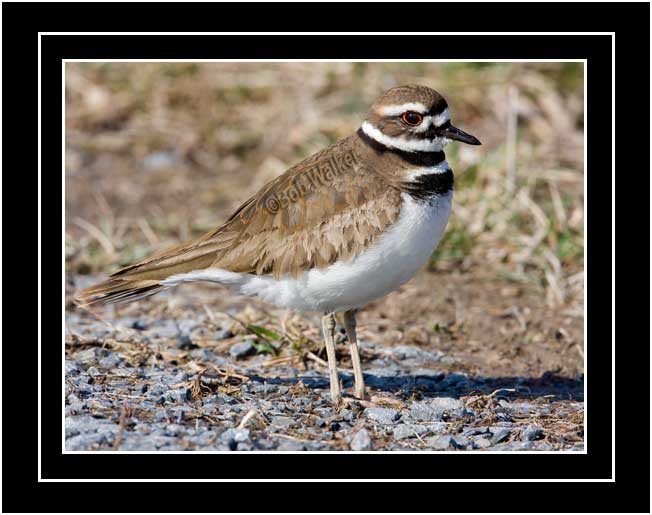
[{"left": 440, "top": 125, "right": 481, "bottom": 145}]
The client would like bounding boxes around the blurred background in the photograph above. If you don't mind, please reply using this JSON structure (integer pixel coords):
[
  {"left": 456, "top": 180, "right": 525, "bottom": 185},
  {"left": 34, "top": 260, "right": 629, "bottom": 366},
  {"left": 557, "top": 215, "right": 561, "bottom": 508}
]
[{"left": 65, "top": 62, "right": 584, "bottom": 379}]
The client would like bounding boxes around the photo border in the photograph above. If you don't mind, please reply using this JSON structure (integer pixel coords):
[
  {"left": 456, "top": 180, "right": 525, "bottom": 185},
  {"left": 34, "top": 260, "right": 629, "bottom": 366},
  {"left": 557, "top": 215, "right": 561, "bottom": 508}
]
[
  {"left": 3, "top": 1, "right": 648, "bottom": 512},
  {"left": 45, "top": 32, "right": 609, "bottom": 481}
]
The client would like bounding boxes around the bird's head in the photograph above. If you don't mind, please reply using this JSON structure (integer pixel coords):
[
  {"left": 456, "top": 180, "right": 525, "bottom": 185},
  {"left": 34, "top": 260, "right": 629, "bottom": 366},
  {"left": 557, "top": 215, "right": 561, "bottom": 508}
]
[{"left": 362, "top": 84, "right": 481, "bottom": 153}]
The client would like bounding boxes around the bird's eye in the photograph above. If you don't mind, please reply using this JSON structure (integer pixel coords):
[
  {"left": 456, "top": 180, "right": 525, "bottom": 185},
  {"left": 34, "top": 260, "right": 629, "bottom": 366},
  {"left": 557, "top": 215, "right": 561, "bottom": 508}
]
[{"left": 401, "top": 111, "right": 423, "bottom": 126}]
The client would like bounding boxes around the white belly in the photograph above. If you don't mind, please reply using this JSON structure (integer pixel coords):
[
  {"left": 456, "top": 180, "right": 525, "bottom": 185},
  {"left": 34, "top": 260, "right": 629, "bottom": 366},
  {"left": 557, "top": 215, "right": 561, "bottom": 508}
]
[{"left": 164, "top": 192, "right": 453, "bottom": 313}]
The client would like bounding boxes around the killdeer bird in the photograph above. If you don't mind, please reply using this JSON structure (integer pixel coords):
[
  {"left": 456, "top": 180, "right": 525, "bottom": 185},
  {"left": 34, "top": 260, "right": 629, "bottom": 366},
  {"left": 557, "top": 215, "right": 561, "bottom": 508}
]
[{"left": 76, "top": 84, "right": 481, "bottom": 403}]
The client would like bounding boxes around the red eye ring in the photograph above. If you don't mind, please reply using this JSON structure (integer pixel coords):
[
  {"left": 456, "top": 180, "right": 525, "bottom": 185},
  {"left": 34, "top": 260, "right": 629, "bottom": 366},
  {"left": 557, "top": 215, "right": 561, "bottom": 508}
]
[{"left": 402, "top": 111, "right": 424, "bottom": 126}]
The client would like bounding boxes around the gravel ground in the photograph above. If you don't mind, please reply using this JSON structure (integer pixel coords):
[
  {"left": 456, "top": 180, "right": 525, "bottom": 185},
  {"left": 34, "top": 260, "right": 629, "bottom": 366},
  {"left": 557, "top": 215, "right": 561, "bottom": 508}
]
[{"left": 65, "top": 284, "right": 584, "bottom": 452}]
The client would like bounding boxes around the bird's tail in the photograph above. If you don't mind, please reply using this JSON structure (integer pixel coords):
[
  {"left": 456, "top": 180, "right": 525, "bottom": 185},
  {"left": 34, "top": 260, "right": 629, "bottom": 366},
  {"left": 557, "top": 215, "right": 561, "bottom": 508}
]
[
  {"left": 73, "top": 240, "right": 219, "bottom": 307},
  {"left": 74, "top": 276, "right": 170, "bottom": 306}
]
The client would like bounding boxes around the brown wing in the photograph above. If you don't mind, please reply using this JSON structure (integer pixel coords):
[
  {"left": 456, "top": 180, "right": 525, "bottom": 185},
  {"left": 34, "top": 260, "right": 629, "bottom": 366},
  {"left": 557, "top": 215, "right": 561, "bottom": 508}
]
[{"left": 109, "top": 136, "right": 402, "bottom": 281}]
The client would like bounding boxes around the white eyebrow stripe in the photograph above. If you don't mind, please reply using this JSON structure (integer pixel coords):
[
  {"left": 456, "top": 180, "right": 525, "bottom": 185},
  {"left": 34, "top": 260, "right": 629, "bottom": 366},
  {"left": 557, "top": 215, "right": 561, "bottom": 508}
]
[
  {"left": 432, "top": 107, "right": 451, "bottom": 127},
  {"left": 377, "top": 102, "right": 429, "bottom": 116},
  {"left": 361, "top": 122, "right": 447, "bottom": 153}
]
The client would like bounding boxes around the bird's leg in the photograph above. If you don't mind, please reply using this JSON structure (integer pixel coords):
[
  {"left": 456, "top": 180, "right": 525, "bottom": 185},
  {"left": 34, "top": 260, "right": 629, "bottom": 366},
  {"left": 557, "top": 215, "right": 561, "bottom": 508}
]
[
  {"left": 341, "top": 310, "right": 366, "bottom": 399},
  {"left": 321, "top": 312, "right": 340, "bottom": 402}
]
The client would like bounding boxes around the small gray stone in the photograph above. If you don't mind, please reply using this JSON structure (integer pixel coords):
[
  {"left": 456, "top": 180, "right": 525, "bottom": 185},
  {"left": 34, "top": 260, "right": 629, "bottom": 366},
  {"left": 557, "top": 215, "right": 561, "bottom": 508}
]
[
  {"left": 87, "top": 367, "right": 101, "bottom": 377},
  {"left": 490, "top": 427, "right": 512, "bottom": 444},
  {"left": 277, "top": 440, "right": 306, "bottom": 451},
  {"left": 499, "top": 400, "right": 537, "bottom": 415},
  {"left": 410, "top": 402, "right": 442, "bottom": 422},
  {"left": 475, "top": 437, "right": 493, "bottom": 449},
  {"left": 254, "top": 439, "right": 277, "bottom": 450},
  {"left": 463, "top": 426, "right": 490, "bottom": 437},
  {"left": 208, "top": 444, "right": 231, "bottom": 451},
  {"left": 65, "top": 361, "right": 81, "bottom": 376},
  {"left": 428, "top": 434, "right": 454, "bottom": 450},
  {"left": 493, "top": 421, "right": 515, "bottom": 427},
  {"left": 65, "top": 433, "right": 110, "bottom": 450},
  {"left": 167, "top": 388, "right": 191, "bottom": 403},
  {"left": 430, "top": 397, "right": 464, "bottom": 411},
  {"left": 304, "top": 441, "right": 331, "bottom": 451},
  {"left": 98, "top": 353, "right": 122, "bottom": 369},
  {"left": 426, "top": 422, "right": 448, "bottom": 433},
  {"left": 427, "top": 434, "right": 472, "bottom": 450},
  {"left": 66, "top": 401, "right": 85, "bottom": 416},
  {"left": 251, "top": 383, "right": 271, "bottom": 394},
  {"left": 291, "top": 397, "right": 311, "bottom": 409},
  {"left": 220, "top": 428, "right": 250, "bottom": 444},
  {"left": 110, "top": 367, "right": 139, "bottom": 378},
  {"left": 75, "top": 348, "right": 106, "bottom": 366},
  {"left": 177, "top": 335, "right": 197, "bottom": 350},
  {"left": 164, "top": 424, "right": 185, "bottom": 436},
  {"left": 365, "top": 407, "right": 400, "bottom": 425},
  {"left": 149, "top": 435, "right": 182, "bottom": 450},
  {"left": 350, "top": 428, "right": 372, "bottom": 451},
  {"left": 340, "top": 409, "right": 356, "bottom": 423},
  {"left": 410, "top": 398, "right": 471, "bottom": 421},
  {"left": 521, "top": 425, "right": 544, "bottom": 441},
  {"left": 314, "top": 417, "right": 327, "bottom": 427},
  {"left": 67, "top": 416, "right": 122, "bottom": 437},
  {"left": 332, "top": 421, "right": 352, "bottom": 432},
  {"left": 393, "top": 424, "right": 428, "bottom": 440},
  {"left": 148, "top": 383, "right": 168, "bottom": 397},
  {"left": 271, "top": 416, "right": 295, "bottom": 428},
  {"left": 313, "top": 407, "right": 335, "bottom": 418},
  {"left": 230, "top": 341, "right": 255, "bottom": 359},
  {"left": 177, "top": 319, "right": 199, "bottom": 335},
  {"left": 489, "top": 441, "right": 536, "bottom": 451},
  {"left": 450, "top": 435, "right": 474, "bottom": 450}
]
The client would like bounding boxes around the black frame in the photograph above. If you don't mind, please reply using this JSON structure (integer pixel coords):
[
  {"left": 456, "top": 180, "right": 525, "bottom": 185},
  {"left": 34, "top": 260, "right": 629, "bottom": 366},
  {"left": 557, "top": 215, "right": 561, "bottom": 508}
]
[{"left": 2, "top": 2, "right": 649, "bottom": 512}]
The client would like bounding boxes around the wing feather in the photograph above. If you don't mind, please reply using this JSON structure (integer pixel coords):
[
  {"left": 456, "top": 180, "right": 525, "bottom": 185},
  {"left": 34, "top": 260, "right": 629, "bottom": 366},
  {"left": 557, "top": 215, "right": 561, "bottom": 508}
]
[{"left": 81, "top": 135, "right": 402, "bottom": 294}]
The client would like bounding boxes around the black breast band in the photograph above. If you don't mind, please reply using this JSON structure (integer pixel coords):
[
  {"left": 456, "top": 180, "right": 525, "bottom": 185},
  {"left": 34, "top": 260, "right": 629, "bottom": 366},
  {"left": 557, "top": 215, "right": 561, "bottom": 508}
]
[{"left": 402, "top": 170, "right": 454, "bottom": 200}]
